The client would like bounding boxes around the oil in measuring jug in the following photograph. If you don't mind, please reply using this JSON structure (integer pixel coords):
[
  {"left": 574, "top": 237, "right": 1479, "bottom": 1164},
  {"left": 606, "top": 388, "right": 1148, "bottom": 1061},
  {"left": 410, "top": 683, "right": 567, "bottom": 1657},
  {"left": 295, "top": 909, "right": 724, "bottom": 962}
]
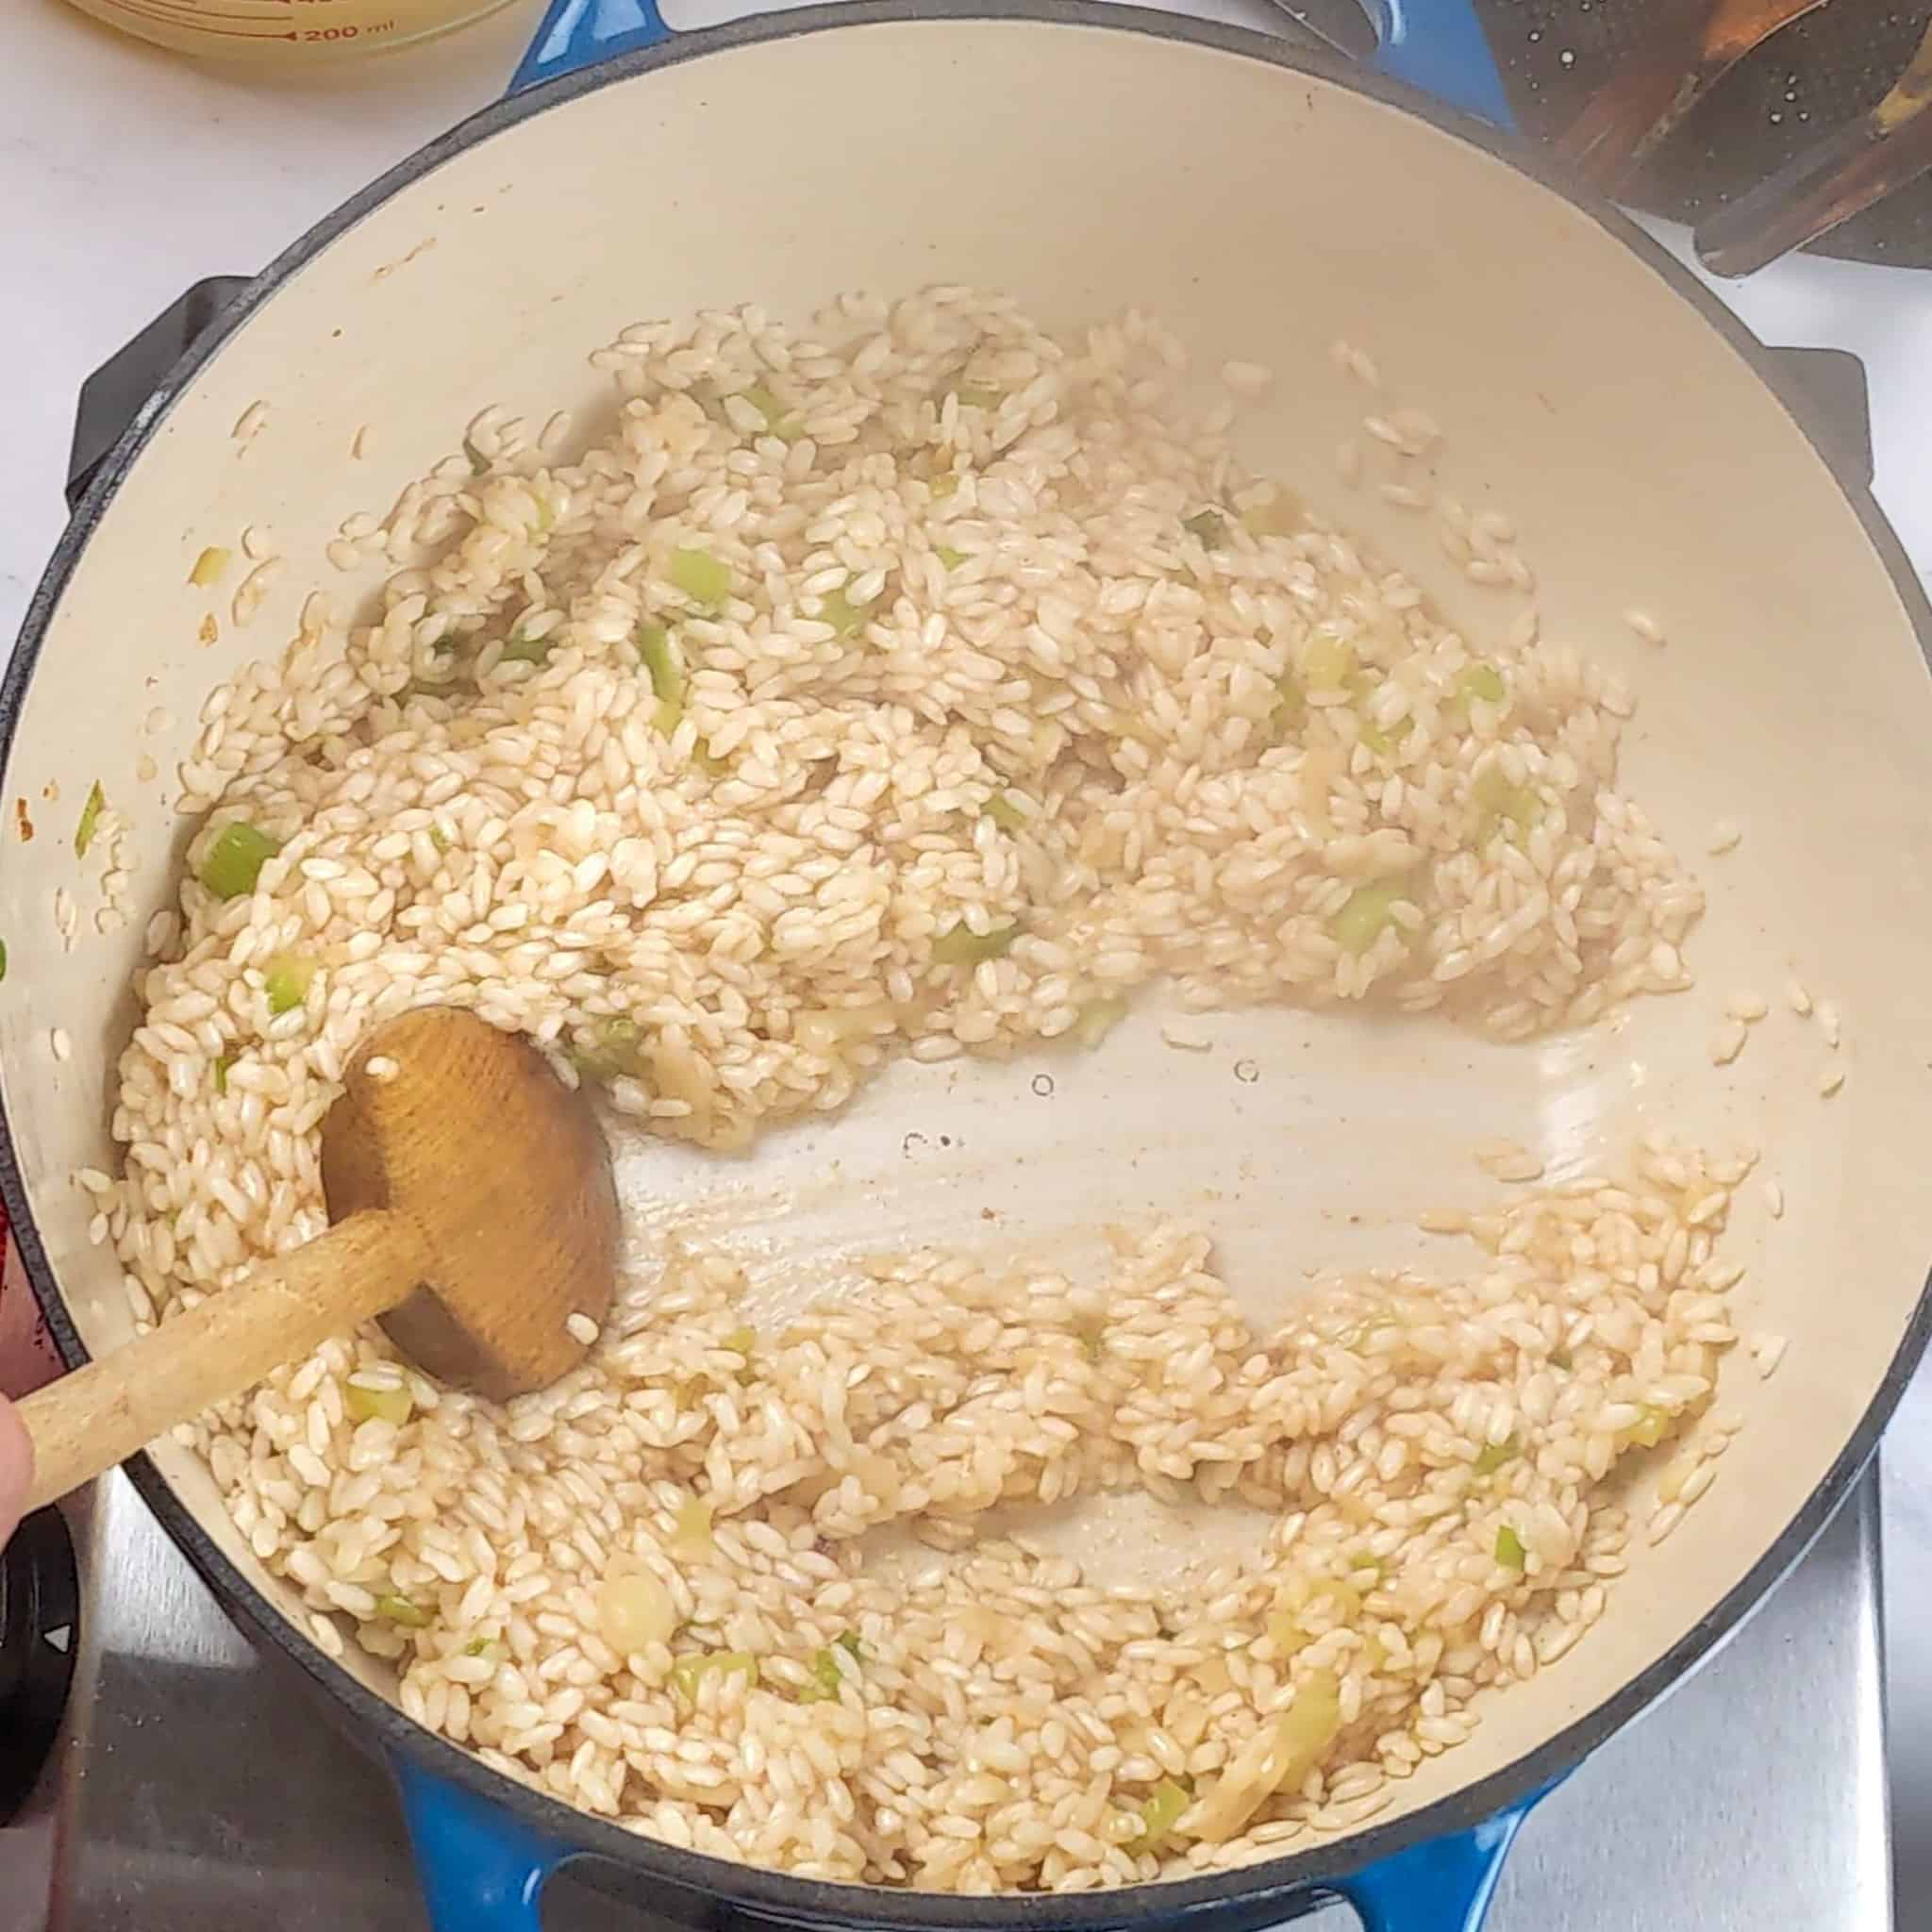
[{"left": 59, "top": 0, "right": 514, "bottom": 60}]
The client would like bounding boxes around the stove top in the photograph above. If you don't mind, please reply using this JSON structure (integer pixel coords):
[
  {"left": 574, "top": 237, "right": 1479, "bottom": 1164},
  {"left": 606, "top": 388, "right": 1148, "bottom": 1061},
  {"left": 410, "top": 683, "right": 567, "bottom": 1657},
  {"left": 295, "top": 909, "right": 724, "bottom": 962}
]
[{"left": 0, "top": 1464, "right": 1891, "bottom": 1931}]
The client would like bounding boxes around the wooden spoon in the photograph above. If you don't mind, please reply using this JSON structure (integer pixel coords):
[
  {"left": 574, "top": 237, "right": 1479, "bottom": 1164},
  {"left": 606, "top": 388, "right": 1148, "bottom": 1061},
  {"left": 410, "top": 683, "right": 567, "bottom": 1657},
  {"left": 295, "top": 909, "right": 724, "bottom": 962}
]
[{"left": 17, "top": 1007, "right": 619, "bottom": 1514}]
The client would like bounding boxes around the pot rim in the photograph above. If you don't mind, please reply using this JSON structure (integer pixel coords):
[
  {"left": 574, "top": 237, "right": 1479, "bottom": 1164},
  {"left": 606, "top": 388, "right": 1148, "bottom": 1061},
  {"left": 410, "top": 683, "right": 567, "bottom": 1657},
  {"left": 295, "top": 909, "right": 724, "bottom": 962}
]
[{"left": 6, "top": 3, "right": 1930, "bottom": 1917}]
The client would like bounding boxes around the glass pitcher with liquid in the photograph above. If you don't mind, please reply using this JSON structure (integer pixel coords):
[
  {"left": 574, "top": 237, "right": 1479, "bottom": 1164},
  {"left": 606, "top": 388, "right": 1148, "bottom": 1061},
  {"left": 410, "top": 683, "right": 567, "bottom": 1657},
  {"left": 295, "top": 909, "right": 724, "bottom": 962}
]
[{"left": 61, "top": 0, "right": 513, "bottom": 61}]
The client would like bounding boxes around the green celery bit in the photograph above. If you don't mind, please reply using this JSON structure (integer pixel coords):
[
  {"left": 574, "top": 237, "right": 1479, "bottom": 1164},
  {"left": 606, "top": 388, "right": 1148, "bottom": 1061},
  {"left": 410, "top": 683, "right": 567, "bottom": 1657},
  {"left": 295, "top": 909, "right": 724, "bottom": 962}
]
[
  {"left": 1131, "top": 1778, "right": 1193, "bottom": 1855},
  {"left": 804, "top": 1646, "right": 844, "bottom": 1701},
  {"left": 834, "top": 1629, "right": 863, "bottom": 1660},
  {"left": 1182, "top": 510, "right": 1229, "bottom": 548},
  {"left": 429, "top": 826, "right": 452, "bottom": 854},
  {"left": 1473, "top": 765, "right": 1540, "bottom": 844},
  {"left": 213, "top": 1052, "right": 235, "bottom": 1094},
  {"left": 635, "top": 622, "right": 685, "bottom": 707},
  {"left": 929, "top": 472, "right": 960, "bottom": 501},
  {"left": 1270, "top": 672, "right": 1307, "bottom": 739},
  {"left": 463, "top": 1637, "right": 500, "bottom": 1659},
  {"left": 932, "top": 921, "right": 1019, "bottom": 968},
  {"left": 264, "top": 953, "right": 317, "bottom": 1016},
  {"left": 669, "top": 547, "right": 734, "bottom": 609},
  {"left": 694, "top": 739, "right": 730, "bottom": 777},
  {"left": 722, "top": 1324, "right": 757, "bottom": 1357},
  {"left": 197, "top": 822, "right": 281, "bottom": 901},
  {"left": 817, "top": 589, "right": 867, "bottom": 640},
  {"left": 935, "top": 545, "right": 967, "bottom": 571},
  {"left": 982, "top": 792, "right": 1030, "bottom": 834},
  {"left": 376, "top": 1592, "right": 431, "bottom": 1628},
  {"left": 1074, "top": 996, "right": 1128, "bottom": 1049},
  {"left": 1, "top": 939, "right": 10, "bottom": 983},
  {"left": 575, "top": 1016, "right": 647, "bottom": 1081},
  {"left": 671, "top": 1650, "right": 758, "bottom": 1701},
  {"left": 1494, "top": 1525, "right": 1526, "bottom": 1572},
  {"left": 75, "top": 781, "right": 105, "bottom": 859},
  {"left": 499, "top": 629, "right": 550, "bottom": 664},
  {"left": 956, "top": 384, "right": 1000, "bottom": 410},
  {"left": 1458, "top": 661, "right": 1507, "bottom": 706},
  {"left": 1329, "top": 879, "right": 1408, "bottom": 958},
  {"left": 346, "top": 1382, "right": 412, "bottom": 1426},
  {"left": 1473, "top": 1436, "right": 1518, "bottom": 1477}
]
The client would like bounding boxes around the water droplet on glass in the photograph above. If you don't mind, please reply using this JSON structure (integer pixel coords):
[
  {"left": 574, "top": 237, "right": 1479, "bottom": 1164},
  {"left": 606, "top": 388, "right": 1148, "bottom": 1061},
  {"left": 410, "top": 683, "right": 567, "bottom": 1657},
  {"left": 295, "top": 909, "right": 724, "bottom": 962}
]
[{"left": 1559, "top": 48, "right": 1575, "bottom": 67}]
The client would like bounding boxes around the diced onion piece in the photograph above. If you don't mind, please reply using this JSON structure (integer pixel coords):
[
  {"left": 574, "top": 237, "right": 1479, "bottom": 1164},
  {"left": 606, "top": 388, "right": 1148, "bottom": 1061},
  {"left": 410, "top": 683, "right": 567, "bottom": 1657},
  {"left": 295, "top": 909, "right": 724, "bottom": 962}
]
[
  {"left": 671, "top": 1493, "right": 715, "bottom": 1558},
  {"left": 599, "top": 1571, "right": 676, "bottom": 1654},
  {"left": 1301, "top": 634, "right": 1356, "bottom": 690},
  {"left": 671, "top": 1649, "right": 758, "bottom": 1701},
  {"left": 1185, "top": 1671, "right": 1341, "bottom": 1843},
  {"left": 189, "top": 545, "right": 231, "bottom": 588},
  {"left": 1074, "top": 996, "right": 1129, "bottom": 1049}
]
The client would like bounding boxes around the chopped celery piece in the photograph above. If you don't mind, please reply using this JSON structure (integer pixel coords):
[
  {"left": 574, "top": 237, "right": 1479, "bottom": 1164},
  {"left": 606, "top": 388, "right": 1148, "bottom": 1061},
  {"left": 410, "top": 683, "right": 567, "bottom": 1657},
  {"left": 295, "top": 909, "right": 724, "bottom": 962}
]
[
  {"left": 188, "top": 545, "right": 230, "bottom": 589},
  {"left": 264, "top": 952, "right": 317, "bottom": 1016},
  {"left": 935, "top": 545, "right": 967, "bottom": 571},
  {"left": 1301, "top": 634, "right": 1356, "bottom": 691},
  {"left": 932, "top": 921, "right": 1018, "bottom": 968},
  {"left": 655, "top": 698, "right": 685, "bottom": 738},
  {"left": 1458, "top": 661, "right": 1507, "bottom": 706},
  {"left": 1473, "top": 765, "right": 1540, "bottom": 843},
  {"left": 834, "top": 1629, "right": 863, "bottom": 1661},
  {"left": 499, "top": 629, "right": 550, "bottom": 665},
  {"left": 694, "top": 738, "right": 730, "bottom": 777},
  {"left": 1551, "top": 1346, "right": 1574, "bottom": 1372},
  {"left": 0, "top": 940, "right": 8, "bottom": 983},
  {"left": 636, "top": 622, "right": 685, "bottom": 706},
  {"left": 1074, "top": 996, "right": 1129, "bottom": 1049},
  {"left": 929, "top": 472, "right": 960, "bottom": 501},
  {"left": 671, "top": 1649, "right": 758, "bottom": 1701},
  {"left": 816, "top": 589, "right": 868, "bottom": 640},
  {"left": 804, "top": 1646, "right": 846, "bottom": 1700},
  {"left": 669, "top": 547, "right": 734, "bottom": 609},
  {"left": 74, "top": 781, "right": 106, "bottom": 859},
  {"left": 1182, "top": 510, "right": 1229, "bottom": 548},
  {"left": 462, "top": 1636, "right": 498, "bottom": 1659},
  {"left": 1349, "top": 674, "right": 1395, "bottom": 754},
  {"left": 742, "top": 383, "right": 784, "bottom": 425},
  {"left": 1266, "top": 1607, "right": 1307, "bottom": 1657},
  {"left": 376, "top": 1592, "right": 431, "bottom": 1628},
  {"left": 982, "top": 792, "right": 1030, "bottom": 834},
  {"left": 1494, "top": 1524, "right": 1526, "bottom": 1571},
  {"left": 1329, "top": 879, "right": 1407, "bottom": 957},
  {"left": 722, "top": 1325, "right": 757, "bottom": 1357},
  {"left": 346, "top": 1381, "right": 413, "bottom": 1426},
  {"left": 197, "top": 822, "right": 281, "bottom": 901},
  {"left": 575, "top": 1016, "right": 647, "bottom": 1081},
  {"left": 956, "top": 384, "right": 1000, "bottom": 410},
  {"left": 213, "top": 1052, "right": 234, "bottom": 1094},
  {"left": 1270, "top": 672, "right": 1307, "bottom": 738},
  {"left": 1473, "top": 1436, "right": 1518, "bottom": 1477},
  {"left": 429, "top": 826, "right": 452, "bottom": 854},
  {"left": 1130, "top": 1778, "right": 1193, "bottom": 1855}
]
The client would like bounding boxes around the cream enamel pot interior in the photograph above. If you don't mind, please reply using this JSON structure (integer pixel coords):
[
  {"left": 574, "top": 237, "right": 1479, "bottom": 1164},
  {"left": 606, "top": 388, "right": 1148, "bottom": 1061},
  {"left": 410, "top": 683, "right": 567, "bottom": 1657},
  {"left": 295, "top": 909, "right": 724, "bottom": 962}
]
[{"left": 7, "top": 6, "right": 1932, "bottom": 1928}]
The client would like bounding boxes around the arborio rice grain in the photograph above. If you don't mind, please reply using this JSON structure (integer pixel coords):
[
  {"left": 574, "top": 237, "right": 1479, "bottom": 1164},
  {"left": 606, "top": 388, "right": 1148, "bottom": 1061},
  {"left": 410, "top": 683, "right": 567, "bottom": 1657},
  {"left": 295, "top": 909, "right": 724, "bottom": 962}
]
[{"left": 96, "top": 290, "right": 1733, "bottom": 1887}]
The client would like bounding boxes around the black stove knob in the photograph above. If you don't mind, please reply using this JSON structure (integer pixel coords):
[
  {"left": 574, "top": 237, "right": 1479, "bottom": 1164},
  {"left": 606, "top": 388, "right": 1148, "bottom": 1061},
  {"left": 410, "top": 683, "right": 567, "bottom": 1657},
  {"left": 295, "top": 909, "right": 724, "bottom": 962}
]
[{"left": 0, "top": 1505, "right": 78, "bottom": 1824}]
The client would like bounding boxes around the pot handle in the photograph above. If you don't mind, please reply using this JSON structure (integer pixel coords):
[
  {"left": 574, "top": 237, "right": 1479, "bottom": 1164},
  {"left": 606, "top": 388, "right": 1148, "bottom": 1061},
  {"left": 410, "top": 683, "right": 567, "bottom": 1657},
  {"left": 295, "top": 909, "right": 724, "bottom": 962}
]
[
  {"left": 1330, "top": 1791, "right": 1542, "bottom": 1931},
  {"left": 395, "top": 1757, "right": 571, "bottom": 1929},
  {"left": 507, "top": 0, "right": 1515, "bottom": 131}
]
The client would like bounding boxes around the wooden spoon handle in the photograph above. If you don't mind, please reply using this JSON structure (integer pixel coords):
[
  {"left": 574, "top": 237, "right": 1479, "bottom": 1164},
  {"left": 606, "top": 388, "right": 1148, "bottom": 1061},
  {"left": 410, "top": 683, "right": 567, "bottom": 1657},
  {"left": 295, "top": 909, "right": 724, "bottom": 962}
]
[{"left": 17, "top": 1208, "right": 431, "bottom": 1514}]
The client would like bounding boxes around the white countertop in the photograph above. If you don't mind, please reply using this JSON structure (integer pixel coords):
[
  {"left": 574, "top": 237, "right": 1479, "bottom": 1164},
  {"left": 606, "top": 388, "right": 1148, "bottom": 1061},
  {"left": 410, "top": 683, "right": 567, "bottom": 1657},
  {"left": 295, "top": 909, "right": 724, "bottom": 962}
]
[{"left": 5, "top": 4, "right": 1932, "bottom": 1922}]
